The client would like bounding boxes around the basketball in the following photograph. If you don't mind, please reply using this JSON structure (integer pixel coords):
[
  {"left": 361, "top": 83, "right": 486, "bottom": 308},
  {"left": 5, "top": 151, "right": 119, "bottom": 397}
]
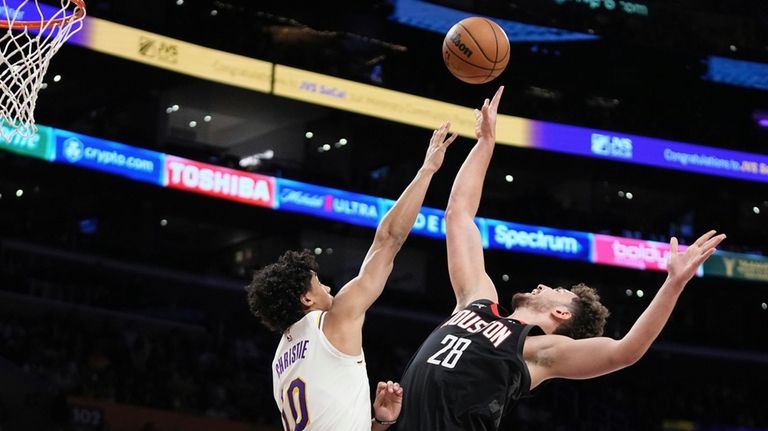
[{"left": 442, "top": 17, "right": 510, "bottom": 84}]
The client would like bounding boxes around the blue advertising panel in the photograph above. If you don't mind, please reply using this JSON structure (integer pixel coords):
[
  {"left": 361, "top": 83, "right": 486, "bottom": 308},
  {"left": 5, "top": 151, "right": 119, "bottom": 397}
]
[
  {"left": 275, "top": 179, "right": 380, "bottom": 228},
  {"left": 705, "top": 56, "right": 768, "bottom": 92},
  {"left": 411, "top": 206, "right": 448, "bottom": 239},
  {"left": 377, "top": 201, "right": 450, "bottom": 240},
  {"left": 274, "top": 179, "right": 330, "bottom": 215},
  {"left": 485, "top": 218, "right": 592, "bottom": 262},
  {"left": 533, "top": 122, "right": 768, "bottom": 184},
  {"left": 390, "top": 0, "right": 597, "bottom": 42},
  {"left": 377, "top": 201, "right": 490, "bottom": 244},
  {"left": 1, "top": 0, "right": 61, "bottom": 21},
  {"left": 53, "top": 130, "right": 165, "bottom": 185}
]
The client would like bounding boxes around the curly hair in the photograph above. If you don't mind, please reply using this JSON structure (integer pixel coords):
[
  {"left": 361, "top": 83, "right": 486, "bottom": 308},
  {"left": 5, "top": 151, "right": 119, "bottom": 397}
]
[
  {"left": 553, "top": 283, "right": 610, "bottom": 339},
  {"left": 245, "top": 249, "right": 319, "bottom": 333}
]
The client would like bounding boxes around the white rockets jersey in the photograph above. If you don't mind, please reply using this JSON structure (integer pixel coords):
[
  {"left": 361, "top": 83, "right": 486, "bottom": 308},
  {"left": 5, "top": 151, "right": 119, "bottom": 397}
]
[{"left": 272, "top": 310, "right": 371, "bottom": 431}]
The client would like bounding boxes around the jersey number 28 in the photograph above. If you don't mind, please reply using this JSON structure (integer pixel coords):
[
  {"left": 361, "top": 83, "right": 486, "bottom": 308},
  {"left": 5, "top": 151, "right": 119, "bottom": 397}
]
[{"left": 426, "top": 334, "right": 472, "bottom": 369}]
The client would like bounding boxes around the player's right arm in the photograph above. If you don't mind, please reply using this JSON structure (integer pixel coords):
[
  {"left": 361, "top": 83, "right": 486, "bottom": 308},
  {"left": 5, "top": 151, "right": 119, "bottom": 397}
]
[
  {"left": 445, "top": 87, "right": 503, "bottom": 312},
  {"left": 526, "top": 231, "right": 725, "bottom": 387},
  {"left": 323, "top": 123, "right": 457, "bottom": 354}
]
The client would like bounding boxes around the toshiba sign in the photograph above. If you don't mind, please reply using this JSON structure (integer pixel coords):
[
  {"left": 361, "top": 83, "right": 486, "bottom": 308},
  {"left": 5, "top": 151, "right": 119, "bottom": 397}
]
[{"left": 165, "top": 156, "right": 275, "bottom": 208}]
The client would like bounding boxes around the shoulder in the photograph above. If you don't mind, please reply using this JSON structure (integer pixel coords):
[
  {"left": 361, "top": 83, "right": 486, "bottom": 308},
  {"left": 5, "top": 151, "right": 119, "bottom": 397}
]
[
  {"left": 455, "top": 298, "right": 504, "bottom": 315},
  {"left": 290, "top": 310, "right": 324, "bottom": 334}
]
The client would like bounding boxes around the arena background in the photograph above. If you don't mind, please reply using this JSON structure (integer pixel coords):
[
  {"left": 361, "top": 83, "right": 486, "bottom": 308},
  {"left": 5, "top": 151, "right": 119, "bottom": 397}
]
[{"left": 0, "top": 1, "right": 767, "bottom": 430}]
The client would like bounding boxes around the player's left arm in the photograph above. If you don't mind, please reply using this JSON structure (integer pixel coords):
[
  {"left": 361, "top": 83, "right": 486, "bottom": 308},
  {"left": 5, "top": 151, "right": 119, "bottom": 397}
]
[
  {"left": 527, "top": 334, "right": 631, "bottom": 381},
  {"left": 531, "top": 231, "right": 725, "bottom": 381},
  {"left": 445, "top": 87, "right": 504, "bottom": 312}
]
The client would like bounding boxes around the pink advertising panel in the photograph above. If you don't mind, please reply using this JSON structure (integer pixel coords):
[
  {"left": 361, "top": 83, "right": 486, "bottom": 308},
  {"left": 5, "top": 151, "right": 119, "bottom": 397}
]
[{"left": 593, "top": 234, "right": 690, "bottom": 272}]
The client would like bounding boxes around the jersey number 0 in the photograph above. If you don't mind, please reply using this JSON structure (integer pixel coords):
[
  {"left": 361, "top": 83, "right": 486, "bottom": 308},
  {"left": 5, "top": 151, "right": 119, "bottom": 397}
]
[
  {"left": 426, "top": 334, "right": 472, "bottom": 369},
  {"left": 280, "top": 377, "right": 309, "bottom": 431}
]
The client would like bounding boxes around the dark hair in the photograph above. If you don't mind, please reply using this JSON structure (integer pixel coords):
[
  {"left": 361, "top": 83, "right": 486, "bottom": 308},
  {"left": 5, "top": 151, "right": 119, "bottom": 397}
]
[
  {"left": 245, "top": 249, "right": 319, "bottom": 333},
  {"left": 553, "top": 283, "right": 610, "bottom": 339}
]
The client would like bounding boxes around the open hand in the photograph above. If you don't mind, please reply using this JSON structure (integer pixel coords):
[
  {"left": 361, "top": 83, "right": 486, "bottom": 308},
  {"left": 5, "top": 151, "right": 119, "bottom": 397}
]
[
  {"left": 372, "top": 380, "right": 403, "bottom": 423},
  {"left": 667, "top": 230, "right": 726, "bottom": 286},
  {"left": 474, "top": 86, "right": 504, "bottom": 140},
  {"left": 422, "top": 121, "right": 458, "bottom": 173}
]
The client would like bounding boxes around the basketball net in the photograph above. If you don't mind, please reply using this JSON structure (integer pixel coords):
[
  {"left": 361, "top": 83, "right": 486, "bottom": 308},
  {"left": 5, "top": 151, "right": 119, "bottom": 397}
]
[{"left": 0, "top": 0, "right": 85, "bottom": 142}]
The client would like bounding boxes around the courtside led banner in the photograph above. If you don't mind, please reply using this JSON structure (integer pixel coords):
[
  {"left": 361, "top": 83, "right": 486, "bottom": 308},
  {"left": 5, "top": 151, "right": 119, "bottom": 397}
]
[
  {"left": 592, "top": 234, "right": 699, "bottom": 274},
  {"left": 533, "top": 122, "right": 768, "bottom": 184},
  {"left": 273, "top": 65, "right": 531, "bottom": 146},
  {"left": 409, "top": 206, "right": 448, "bottom": 239},
  {"left": 273, "top": 66, "right": 768, "bottom": 184},
  {"left": 275, "top": 179, "right": 379, "bottom": 228},
  {"left": 54, "top": 131, "right": 165, "bottom": 185},
  {"left": 22, "top": 3, "right": 765, "bottom": 185},
  {"left": 66, "top": 17, "right": 272, "bottom": 93},
  {"left": 40, "top": 10, "right": 768, "bottom": 185},
  {"left": 278, "top": 180, "right": 484, "bottom": 236},
  {"left": 165, "top": 156, "right": 275, "bottom": 208},
  {"left": 0, "top": 123, "right": 54, "bottom": 161},
  {"left": 703, "top": 251, "right": 768, "bottom": 283},
  {"left": 378, "top": 201, "right": 450, "bottom": 240},
  {"left": 485, "top": 219, "right": 592, "bottom": 262},
  {"left": 3, "top": 122, "right": 765, "bottom": 283}
]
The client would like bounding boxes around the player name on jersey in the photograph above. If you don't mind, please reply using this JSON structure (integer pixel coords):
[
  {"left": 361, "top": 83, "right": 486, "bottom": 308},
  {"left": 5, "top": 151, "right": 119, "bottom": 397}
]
[
  {"left": 274, "top": 339, "right": 310, "bottom": 378},
  {"left": 442, "top": 309, "right": 512, "bottom": 348}
]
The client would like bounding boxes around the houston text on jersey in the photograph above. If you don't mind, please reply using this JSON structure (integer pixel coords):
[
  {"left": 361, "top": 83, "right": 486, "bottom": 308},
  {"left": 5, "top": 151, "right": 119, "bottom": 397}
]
[{"left": 441, "top": 309, "right": 512, "bottom": 348}]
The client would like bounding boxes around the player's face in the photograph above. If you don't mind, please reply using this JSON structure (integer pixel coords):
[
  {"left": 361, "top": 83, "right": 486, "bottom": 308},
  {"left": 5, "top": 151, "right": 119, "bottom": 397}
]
[
  {"left": 513, "top": 284, "right": 577, "bottom": 311},
  {"left": 308, "top": 272, "right": 334, "bottom": 311},
  {"left": 531, "top": 284, "right": 578, "bottom": 303}
]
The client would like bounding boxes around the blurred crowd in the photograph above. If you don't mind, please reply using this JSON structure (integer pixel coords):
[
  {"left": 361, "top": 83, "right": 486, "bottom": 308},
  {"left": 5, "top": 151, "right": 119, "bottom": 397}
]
[{"left": 0, "top": 312, "right": 275, "bottom": 424}]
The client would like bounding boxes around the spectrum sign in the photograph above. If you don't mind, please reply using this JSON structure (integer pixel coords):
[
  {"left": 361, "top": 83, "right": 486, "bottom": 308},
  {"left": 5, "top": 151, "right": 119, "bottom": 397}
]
[
  {"left": 485, "top": 219, "right": 592, "bottom": 262},
  {"left": 165, "top": 156, "right": 275, "bottom": 208}
]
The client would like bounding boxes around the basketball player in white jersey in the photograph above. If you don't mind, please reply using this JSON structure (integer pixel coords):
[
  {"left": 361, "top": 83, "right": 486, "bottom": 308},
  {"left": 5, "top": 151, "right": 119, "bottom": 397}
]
[{"left": 246, "top": 122, "right": 458, "bottom": 430}]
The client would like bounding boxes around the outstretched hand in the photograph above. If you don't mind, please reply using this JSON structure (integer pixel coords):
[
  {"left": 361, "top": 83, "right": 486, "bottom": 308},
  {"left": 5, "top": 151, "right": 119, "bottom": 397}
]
[
  {"left": 474, "top": 86, "right": 504, "bottom": 141},
  {"left": 422, "top": 121, "right": 458, "bottom": 173},
  {"left": 667, "top": 230, "right": 726, "bottom": 286},
  {"left": 372, "top": 380, "right": 403, "bottom": 423}
]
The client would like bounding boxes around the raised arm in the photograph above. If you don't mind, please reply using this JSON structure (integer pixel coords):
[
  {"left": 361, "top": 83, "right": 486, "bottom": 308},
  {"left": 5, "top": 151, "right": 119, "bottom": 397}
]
[
  {"left": 445, "top": 87, "right": 504, "bottom": 312},
  {"left": 527, "top": 230, "right": 726, "bottom": 386},
  {"left": 324, "top": 122, "right": 457, "bottom": 353}
]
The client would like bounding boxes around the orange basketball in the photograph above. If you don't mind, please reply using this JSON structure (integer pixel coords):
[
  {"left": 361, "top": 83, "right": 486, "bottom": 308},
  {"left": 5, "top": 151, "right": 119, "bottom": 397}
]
[{"left": 442, "top": 17, "right": 510, "bottom": 84}]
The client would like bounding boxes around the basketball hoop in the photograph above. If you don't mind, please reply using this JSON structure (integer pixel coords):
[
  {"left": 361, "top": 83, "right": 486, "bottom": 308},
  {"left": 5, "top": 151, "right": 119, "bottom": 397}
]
[{"left": 0, "top": 0, "right": 86, "bottom": 142}]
